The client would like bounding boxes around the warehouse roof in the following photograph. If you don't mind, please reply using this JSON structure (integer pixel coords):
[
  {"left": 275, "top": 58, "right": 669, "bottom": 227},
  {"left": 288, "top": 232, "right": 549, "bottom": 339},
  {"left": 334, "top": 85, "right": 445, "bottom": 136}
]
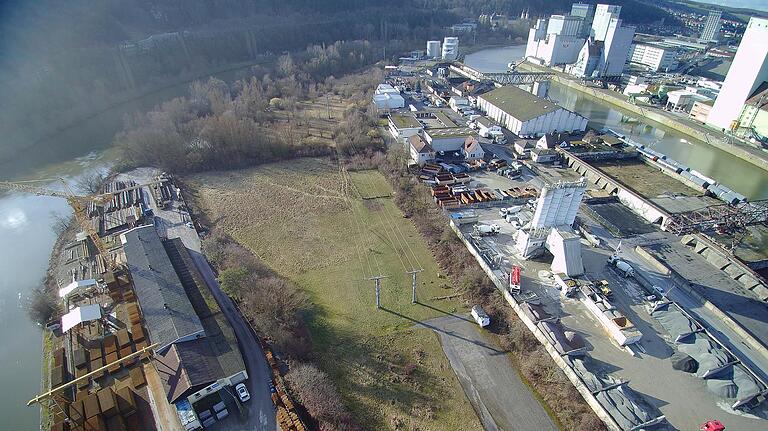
[
  {"left": 155, "top": 338, "right": 224, "bottom": 403},
  {"left": 122, "top": 225, "right": 205, "bottom": 353},
  {"left": 480, "top": 86, "right": 562, "bottom": 121}
]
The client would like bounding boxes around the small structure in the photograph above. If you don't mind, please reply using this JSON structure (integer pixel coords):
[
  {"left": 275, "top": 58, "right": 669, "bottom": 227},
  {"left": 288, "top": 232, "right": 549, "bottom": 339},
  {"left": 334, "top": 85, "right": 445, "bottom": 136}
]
[
  {"left": 59, "top": 278, "right": 98, "bottom": 298},
  {"left": 62, "top": 304, "right": 102, "bottom": 333},
  {"left": 463, "top": 136, "right": 485, "bottom": 160},
  {"left": 475, "top": 116, "right": 503, "bottom": 138},
  {"left": 531, "top": 148, "right": 559, "bottom": 163},
  {"left": 471, "top": 305, "right": 491, "bottom": 327},
  {"left": 514, "top": 140, "right": 534, "bottom": 157},
  {"left": 409, "top": 135, "right": 435, "bottom": 166},
  {"left": 449, "top": 96, "right": 470, "bottom": 113},
  {"left": 536, "top": 133, "right": 560, "bottom": 149}
]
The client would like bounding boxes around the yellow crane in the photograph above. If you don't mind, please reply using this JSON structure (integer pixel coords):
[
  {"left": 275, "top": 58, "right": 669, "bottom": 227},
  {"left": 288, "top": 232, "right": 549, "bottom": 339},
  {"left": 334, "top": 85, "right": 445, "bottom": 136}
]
[{"left": 0, "top": 177, "right": 165, "bottom": 272}]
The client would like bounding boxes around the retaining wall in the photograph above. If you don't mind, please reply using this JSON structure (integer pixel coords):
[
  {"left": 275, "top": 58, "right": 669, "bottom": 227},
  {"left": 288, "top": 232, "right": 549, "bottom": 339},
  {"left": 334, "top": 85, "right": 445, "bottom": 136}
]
[{"left": 450, "top": 220, "right": 623, "bottom": 431}]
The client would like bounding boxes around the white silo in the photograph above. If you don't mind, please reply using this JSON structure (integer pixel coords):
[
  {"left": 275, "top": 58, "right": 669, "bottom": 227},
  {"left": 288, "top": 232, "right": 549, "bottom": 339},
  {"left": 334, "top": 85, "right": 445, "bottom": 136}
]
[{"left": 427, "top": 40, "right": 441, "bottom": 59}]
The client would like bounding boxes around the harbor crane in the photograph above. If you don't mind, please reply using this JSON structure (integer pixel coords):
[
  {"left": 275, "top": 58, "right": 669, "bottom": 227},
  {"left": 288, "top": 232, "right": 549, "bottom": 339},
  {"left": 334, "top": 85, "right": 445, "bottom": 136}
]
[{"left": 0, "top": 177, "right": 164, "bottom": 272}]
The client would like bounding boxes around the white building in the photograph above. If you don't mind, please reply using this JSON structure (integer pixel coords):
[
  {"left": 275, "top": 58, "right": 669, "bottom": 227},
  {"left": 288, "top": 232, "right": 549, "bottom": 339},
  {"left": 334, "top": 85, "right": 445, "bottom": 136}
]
[
  {"left": 423, "top": 127, "right": 476, "bottom": 152},
  {"left": 463, "top": 136, "right": 485, "bottom": 160},
  {"left": 373, "top": 84, "right": 405, "bottom": 110},
  {"left": 600, "top": 18, "right": 635, "bottom": 77},
  {"left": 477, "top": 86, "right": 587, "bottom": 137},
  {"left": 707, "top": 17, "right": 768, "bottom": 131},
  {"left": 592, "top": 4, "right": 622, "bottom": 41},
  {"left": 427, "top": 40, "right": 441, "bottom": 59},
  {"left": 629, "top": 43, "right": 678, "bottom": 72},
  {"left": 449, "top": 96, "right": 470, "bottom": 113},
  {"left": 442, "top": 37, "right": 459, "bottom": 60},
  {"left": 388, "top": 114, "right": 423, "bottom": 142},
  {"left": 571, "top": 3, "right": 595, "bottom": 37},
  {"left": 700, "top": 10, "right": 722, "bottom": 42},
  {"left": 408, "top": 135, "right": 434, "bottom": 165},
  {"left": 526, "top": 18, "right": 585, "bottom": 66},
  {"left": 547, "top": 14, "right": 583, "bottom": 37}
]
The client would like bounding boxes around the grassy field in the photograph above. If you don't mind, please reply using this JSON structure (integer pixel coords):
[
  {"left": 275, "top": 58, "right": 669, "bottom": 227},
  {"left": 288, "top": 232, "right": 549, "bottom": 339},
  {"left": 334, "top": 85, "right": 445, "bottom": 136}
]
[{"left": 187, "top": 158, "right": 483, "bottom": 430}]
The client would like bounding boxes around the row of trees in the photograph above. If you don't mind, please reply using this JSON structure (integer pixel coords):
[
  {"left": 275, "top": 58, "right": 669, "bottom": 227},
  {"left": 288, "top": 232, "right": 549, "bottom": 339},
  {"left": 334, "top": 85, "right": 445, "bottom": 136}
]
[{"left": 202, "top": 228, "right": 356, "bottom": 430}]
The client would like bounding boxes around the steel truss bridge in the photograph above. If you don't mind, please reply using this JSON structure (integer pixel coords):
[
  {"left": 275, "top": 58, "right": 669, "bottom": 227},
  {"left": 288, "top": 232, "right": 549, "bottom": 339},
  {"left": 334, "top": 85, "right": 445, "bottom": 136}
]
[
  {"left": 449, "top": 63, "right": 553, "bottom": 86},
  {"left": 666, "top": 199, "right": 768, "bottom": 235}
]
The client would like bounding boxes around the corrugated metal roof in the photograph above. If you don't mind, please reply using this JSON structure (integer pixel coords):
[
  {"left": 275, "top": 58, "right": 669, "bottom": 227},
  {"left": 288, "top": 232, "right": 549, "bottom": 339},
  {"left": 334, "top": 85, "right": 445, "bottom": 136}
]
[
  {"left": 122, "top": 225, "right": 204, "bottom": 353},
  {"left": 479, "top": 85, "right": 562, "bottom": 122}
]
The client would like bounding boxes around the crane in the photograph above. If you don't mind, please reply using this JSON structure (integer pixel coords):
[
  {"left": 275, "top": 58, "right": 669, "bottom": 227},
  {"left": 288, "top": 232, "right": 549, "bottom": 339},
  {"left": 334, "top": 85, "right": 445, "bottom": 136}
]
[{"left": 0, "top": 177, "right": 165, "bottom": 272}]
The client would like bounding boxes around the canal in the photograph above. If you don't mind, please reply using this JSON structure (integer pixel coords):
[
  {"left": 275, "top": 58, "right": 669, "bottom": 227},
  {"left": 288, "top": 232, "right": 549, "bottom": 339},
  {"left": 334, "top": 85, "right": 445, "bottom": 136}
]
[{"left": 465, "top": 46, "right": 768, "bottom": 200}]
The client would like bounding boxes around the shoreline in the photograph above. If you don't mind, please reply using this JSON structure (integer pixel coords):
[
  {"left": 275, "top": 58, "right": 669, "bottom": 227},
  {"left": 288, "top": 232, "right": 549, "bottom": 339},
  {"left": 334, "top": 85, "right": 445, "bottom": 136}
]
[{"left": 518, "top": 62, "right": 768, "bottom": 172}]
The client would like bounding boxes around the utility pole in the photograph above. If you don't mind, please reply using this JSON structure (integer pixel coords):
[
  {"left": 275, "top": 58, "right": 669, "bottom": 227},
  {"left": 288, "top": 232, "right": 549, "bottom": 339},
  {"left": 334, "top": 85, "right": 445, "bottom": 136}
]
[
  {"left": 406, "top": 269, "right": 424, "bottom": 304},
  {"left": 368, "top": 275, "right": 388, "bottom": 309}
]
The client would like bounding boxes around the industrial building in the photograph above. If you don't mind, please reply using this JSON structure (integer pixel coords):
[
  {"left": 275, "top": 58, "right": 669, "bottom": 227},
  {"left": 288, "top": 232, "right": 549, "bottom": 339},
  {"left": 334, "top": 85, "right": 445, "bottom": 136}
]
[
  {"left": 629, "top": 43, "right": 679, "bottom": 72},
  {"left": 707, "top": 17, "right": 768, "bottom": 131},
  {"left": 570, "top": 2, "right": 595, "bottom": 37},
  {"left": 122, "top": 226, "right": 247, "bottom": 427},
  {"left": 700, "top": 10, "right": 723, "bottom": 42},
  {"left": 372, "top": 84, "right": 405, "bottom": 110},
  {"left": 442, "top": 37, "right": 459, "bottom": 60},
  {"left": 592, "top": 4, "right": 622, "bottom": 41},
  {"left": 525, "top": 19, "right": 585, "bottom": 66},
  {"left": 736, "top": 82, "right": 768, "bottom": 140},
  {"left": 477, "top": 86, "right": 587, "bottom": 137}
]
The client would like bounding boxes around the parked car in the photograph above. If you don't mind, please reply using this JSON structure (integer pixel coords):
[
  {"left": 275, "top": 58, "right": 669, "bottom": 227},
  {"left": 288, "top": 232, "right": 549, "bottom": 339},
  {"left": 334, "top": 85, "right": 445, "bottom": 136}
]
[{"left": 235, "top": 383, "right": 250, "bottom": 402}]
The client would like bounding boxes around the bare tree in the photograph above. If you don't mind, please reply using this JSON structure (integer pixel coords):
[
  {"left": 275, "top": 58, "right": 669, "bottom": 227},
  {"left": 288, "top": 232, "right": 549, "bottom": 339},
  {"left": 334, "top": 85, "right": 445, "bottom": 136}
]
[
  {"left": 286, "top": 363, "right": 357, "bottom": 430},
  {"left": 76, "top": 170, "right": 106, "bottom": 194},
  {"left": 27, "top": 287, "right": 59, "bottom": 325},
  {"left": 50, "top": 211, "right": 73, "bottom": 236}
]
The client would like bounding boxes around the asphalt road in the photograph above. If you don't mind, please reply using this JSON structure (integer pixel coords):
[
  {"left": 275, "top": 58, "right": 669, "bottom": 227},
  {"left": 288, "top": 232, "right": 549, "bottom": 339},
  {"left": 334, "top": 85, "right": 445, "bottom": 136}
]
[{"left": 417, "top": 314, "right": 557, "bottom": 431}]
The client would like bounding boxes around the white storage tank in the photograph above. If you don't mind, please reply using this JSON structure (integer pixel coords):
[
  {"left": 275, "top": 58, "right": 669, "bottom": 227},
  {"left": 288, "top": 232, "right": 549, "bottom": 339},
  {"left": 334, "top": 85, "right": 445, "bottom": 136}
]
[{"left": 427, "top": 40, "right": 441, "bottom": 59}]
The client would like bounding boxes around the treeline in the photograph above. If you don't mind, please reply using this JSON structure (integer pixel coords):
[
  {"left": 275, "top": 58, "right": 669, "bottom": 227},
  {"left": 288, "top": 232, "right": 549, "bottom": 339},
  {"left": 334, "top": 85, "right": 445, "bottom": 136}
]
[
  {"left": 202, "top": 228, "right": 357, "bottom": 430},
  {"left": 114, "top": 40, "right": 381, "bottom": 173}
]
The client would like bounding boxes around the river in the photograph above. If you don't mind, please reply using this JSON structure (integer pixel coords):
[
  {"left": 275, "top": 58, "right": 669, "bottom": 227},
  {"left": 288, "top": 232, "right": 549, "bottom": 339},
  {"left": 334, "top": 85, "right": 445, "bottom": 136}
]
[
  {"left": 0, "top": 64, "right": 259, "bottom": 430},
  {"left": 465, "top": 46, "right": 768, "bottom": 200}
]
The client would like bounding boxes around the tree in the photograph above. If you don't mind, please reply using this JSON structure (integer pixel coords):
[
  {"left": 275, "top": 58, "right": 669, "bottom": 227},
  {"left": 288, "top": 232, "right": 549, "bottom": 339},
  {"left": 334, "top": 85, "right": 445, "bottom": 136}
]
[
  {"left": 76, "top": 170, "right": 106, "bottom": 194},
  {"left": 286, "top": 363, "right": 357, "bottom": 430},
  {"left": 50, "top": 212, "right": 72, "bottom": 236},
  {"left": 27, "top": 287, "right": 59, "bottom": 325}
]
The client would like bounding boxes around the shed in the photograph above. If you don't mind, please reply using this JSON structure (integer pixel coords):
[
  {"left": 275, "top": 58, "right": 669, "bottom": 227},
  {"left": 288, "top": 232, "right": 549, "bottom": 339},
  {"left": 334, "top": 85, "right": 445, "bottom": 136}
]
[
  {"left": 59, "top": 279, "right": 97, "bottom": 298},
  {"left": 62, "top": 304, "right": 102, "bottom": 333}
]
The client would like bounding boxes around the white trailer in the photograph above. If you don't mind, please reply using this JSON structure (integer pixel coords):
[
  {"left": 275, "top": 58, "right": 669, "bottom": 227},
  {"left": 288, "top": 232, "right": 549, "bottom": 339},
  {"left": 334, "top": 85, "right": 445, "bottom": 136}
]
[
  {"left": 473, "top": 224, "right": 500, "bottom": 236},
  {"left": 471, "top": 305, "right": 491, "bottom": 327}
]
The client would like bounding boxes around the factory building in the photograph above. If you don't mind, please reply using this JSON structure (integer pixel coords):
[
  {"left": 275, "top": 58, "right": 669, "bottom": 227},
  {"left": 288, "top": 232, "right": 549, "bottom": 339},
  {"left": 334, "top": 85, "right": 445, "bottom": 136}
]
[
  {"left": 477, "top": 86, "right": 587, "bottom": 137},
  {"left": 629, "top": 43, "right": 679, "bottom": 72},
  {"left": 707, "top": 17, "right": 768, "bottom": 131}
]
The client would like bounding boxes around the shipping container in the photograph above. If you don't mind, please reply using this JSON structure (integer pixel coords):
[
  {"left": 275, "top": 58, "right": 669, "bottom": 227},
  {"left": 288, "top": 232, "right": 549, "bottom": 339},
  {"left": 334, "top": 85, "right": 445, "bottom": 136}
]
[{"left": 97, "top": 388, "right": 118, "bottom": 418}]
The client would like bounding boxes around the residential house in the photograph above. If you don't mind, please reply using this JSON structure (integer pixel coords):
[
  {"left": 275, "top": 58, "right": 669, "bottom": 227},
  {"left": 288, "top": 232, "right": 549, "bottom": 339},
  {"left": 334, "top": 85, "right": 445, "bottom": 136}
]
[{"left": 463, "top": 137, "right": 485, "bottom": 160}]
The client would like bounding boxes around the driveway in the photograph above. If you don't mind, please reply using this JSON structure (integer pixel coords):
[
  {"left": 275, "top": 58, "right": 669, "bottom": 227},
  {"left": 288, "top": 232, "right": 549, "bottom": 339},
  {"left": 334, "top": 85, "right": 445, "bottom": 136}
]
[{"left": 417, "top": 314, "right": 557, "bottom": 431}]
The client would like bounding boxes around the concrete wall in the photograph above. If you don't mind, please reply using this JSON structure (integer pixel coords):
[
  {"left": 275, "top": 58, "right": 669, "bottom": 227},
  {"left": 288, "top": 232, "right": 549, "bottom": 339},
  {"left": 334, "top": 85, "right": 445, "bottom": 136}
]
[
  {"left": 450, "top": 220, "right": 623, "bottom": 431},
  {"left": 561, "top": 150, "right": 670, "bottom": 226}
]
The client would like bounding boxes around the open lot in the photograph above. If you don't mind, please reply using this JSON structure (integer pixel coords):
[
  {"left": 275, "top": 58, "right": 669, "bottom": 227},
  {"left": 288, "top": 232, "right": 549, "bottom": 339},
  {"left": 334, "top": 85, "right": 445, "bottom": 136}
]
[{"left": 186, "top": 158, "right": 486, "bottom": 430}]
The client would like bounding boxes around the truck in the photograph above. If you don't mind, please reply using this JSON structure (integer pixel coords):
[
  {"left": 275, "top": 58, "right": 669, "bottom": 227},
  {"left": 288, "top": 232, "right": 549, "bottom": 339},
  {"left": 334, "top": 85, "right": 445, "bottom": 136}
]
[
  {"left": 499, "top": 205, "right": 523, "bottom": 217},
  {"left": 473, "top": 224, "right": 500, "bottom": 236},
  {"left": 471, "top": 305, "right": 491, "bottom": 327},
  {"left": 608, "top": 255, "right": 635, "bottom": 277},
  {"left": 509, "top": 265, "right": 521, "bottom": 294}
]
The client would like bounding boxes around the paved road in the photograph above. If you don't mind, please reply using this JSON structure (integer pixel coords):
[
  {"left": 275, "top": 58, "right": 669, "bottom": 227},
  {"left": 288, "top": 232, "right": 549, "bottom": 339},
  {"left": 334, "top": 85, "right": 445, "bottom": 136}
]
[
  {"left": 190, "top": 250, "right": 277, "bottom": 431},
  {"left": 418, "top": 314, "right": 557, "bottom": 431}
]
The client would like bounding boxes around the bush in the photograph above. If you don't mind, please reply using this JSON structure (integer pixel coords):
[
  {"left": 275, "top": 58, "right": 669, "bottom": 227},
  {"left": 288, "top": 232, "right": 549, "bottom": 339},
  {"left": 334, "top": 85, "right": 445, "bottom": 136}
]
[
  {"left": 286, "top": 363, "right": 357, "bottom": 430},
  {"left": 27, "top": 287, "right": 59, "bottom": 325}
]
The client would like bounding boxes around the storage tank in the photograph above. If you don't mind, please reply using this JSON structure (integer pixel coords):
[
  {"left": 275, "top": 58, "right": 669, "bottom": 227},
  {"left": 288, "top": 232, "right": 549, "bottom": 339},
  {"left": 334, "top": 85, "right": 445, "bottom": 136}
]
[{"left": 427, "top": 40, "right": 441, "bottom": 59}]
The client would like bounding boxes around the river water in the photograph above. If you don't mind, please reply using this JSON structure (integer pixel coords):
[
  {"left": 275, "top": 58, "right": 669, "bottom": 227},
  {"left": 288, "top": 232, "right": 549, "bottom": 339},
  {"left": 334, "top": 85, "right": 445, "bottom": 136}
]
[
  {"left": 465, "top": 46, "right": 768, "bottom": 200},
  {"left": 0, "top": 64, "right": 259, "bottom": 430}
]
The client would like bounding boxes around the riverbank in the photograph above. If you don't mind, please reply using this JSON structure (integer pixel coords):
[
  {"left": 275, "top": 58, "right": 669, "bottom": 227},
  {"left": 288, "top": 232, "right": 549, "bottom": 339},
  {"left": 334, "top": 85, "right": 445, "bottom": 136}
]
[{"left": 520, "top": 62, "right": 768, "bottom": 172}]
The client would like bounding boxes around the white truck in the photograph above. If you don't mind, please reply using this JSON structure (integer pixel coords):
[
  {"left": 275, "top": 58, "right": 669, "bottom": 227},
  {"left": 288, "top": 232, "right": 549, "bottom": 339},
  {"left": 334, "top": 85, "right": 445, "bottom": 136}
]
[
  {"left": 499, "top": 205, "right": 524, "bottom": 217},
  {"left": 608, "top": 255, "right": 635, "bottom": 277},
  {"left": 473, "top": 224, "right": 500, "bottom": 236},
  {"left": 471, "top": 305, "right": 491, "bottom": 327}
]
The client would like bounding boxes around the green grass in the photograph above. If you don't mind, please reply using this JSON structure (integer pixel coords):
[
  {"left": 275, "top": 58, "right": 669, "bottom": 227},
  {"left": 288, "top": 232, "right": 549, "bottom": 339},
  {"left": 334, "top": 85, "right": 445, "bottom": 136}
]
[{"left": 189, "top": 159, "right": 482, "bottom": 430}]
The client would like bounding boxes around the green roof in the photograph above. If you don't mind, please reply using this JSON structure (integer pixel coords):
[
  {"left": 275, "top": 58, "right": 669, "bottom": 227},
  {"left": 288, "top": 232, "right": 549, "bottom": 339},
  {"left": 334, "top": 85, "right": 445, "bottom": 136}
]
[
  {"left": 479, "top": 86, "right": 562, "bottom": 122},
  {"left": 425, "top": 127, "right": 475, "bottom": 139},
  {"left": 390, "top": 114, "right": 422, "bottom": 129}
]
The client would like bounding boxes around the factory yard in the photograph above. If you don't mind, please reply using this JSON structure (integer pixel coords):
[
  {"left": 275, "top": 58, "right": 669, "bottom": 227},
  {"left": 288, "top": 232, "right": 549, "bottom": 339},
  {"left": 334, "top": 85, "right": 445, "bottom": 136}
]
[
  {"left": 186, "top": 158, "right": 492, "bottom": 430},
  {"left": 591, "top": 159, "right": 699, "bottom": 198},
  {"left": 447, "top": 170, "right": 768, "bottom": 431}
]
